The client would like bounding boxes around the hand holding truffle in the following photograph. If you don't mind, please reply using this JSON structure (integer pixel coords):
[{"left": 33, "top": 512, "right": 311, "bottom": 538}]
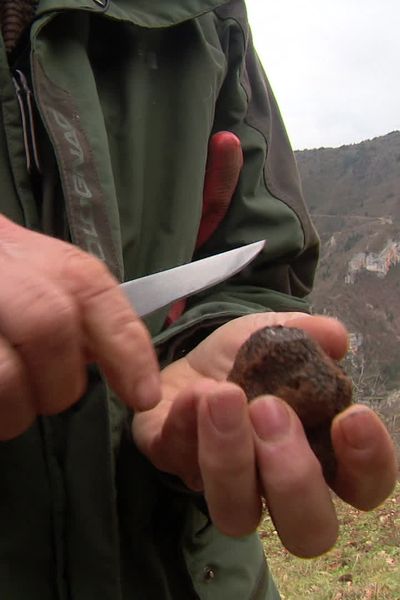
[{"left": 133, "top": 312, "right": 398, "bottom": 558}]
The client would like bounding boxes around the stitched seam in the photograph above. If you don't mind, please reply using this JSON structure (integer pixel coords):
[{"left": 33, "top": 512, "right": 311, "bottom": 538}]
[{"left": 214, "top": 6, "right": 308, "bottom": 253}]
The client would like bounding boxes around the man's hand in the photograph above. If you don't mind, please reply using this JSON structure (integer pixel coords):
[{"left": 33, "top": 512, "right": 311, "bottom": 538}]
[
  {"left": 132, "top": 312, "right": 398, "bottom": 558},
  {"left": 0, "top": 215, "right": 160, "bottom": 440}
]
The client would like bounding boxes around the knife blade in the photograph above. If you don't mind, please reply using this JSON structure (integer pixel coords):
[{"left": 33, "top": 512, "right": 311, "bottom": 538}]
[{"left": 120, "top": 240, "right": 265, "bottom": 317}]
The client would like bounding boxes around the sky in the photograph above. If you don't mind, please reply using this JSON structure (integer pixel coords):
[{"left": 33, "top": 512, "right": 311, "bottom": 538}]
[{"left": 245, "top": 0, "right": 400, "bottom": 150}]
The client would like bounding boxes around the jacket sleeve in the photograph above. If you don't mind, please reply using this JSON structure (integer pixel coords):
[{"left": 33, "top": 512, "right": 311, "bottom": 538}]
[{"left": 155, "top": 0, "right": 319, "bottom": 365}]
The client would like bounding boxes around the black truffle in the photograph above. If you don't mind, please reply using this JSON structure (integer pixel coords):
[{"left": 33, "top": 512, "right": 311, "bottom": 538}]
[{"left": 228, "top": 326, "right": 352, "bottom": 483}]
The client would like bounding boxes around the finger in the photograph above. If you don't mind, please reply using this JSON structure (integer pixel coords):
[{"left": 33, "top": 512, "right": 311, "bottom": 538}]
[
  {"left": 134, "top": 385, "right": 205, "bottom": 491},
  {"left": 0, "top": 335, "right": 35, "bottom": 440},
  {"left": 331, "top": 405, "right": 398, "bottom": 510},
  {"left": 197, "top": 132, "right": 243, "bottom": 248},
  {"left": 285, "top": 315, "right": 348, "bottom": 359},
  {"left": 0, "top": 217, "right": 161, "bottom": 412},
  {"left": 59, "top": 250, "right": 161, "bottom": 411},
  {"left": 158, "top": 385, "right": 203, "bottom": 490},
  {"left": 198, "top": 382, "right": 262, "bottom": 536},
  {"left": 249, "top": 395, "right": 338, "bottom": 557},
  {"left": 0, "top": 258, "right": 85, "bottom": 415}
]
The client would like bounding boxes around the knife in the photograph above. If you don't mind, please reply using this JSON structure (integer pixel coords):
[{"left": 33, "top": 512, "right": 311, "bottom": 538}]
[{"left": 120, "top": 240, "right": 265, "bottom": 317}]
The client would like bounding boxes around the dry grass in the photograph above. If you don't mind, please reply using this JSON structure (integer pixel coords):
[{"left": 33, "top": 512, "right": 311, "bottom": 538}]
[{"left": 259, "top": 481, "right": 400, "bottom": 599}]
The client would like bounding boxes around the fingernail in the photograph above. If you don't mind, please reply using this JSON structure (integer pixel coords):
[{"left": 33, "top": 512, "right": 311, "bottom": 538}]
[
  {"left": 338, "top": 409, "right": 375, "bottom": 449},
  {"left": 135, "top": 373, "right": 161, "bottom": 410},
  {"left": 187, "top": 475, "right": 204, "bottom": 492},
  {"left": 207, "top": 391, "right": 244, "bottom": 432},
  {"left": 250, "top": 396, "right": 291, "bottom": 441}
]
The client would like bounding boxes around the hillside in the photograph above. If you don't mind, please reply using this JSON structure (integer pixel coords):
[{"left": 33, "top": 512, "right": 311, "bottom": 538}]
[{"left": 295, "top": 132, "right": 400, "bottom": 445}]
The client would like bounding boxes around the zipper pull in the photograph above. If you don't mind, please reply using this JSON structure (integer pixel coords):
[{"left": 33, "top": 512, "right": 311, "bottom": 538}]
[
  {"left": 12, "top": 69, "right": 42, "bottom": 175},
  {"left": 12, "top": 72, "right": 32, "bottom": 173}
]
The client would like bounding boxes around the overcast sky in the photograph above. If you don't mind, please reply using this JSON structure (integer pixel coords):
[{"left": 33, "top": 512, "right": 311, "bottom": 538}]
[{"left": 245, "top": 0, "right": 400, "bottom": 150}]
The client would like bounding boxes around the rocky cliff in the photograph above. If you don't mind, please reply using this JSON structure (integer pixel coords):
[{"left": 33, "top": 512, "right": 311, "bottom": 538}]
[{"left": 295, "top": 131, "right": 400, "bottom": 442}]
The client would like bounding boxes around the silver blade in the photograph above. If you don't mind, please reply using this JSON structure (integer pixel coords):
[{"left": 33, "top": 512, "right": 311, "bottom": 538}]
[{"left": 120, "top": 240, "right": 265, "bottom": 317}]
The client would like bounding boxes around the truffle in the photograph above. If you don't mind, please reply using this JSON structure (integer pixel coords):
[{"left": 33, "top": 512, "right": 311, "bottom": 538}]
[{"left": 228, "top": 325, "right": 352, "bottom": 483}]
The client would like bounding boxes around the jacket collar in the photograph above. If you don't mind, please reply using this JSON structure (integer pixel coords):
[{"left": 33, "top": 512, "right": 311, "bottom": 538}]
[{"left": 36, "top": 0, "right": 232, "bottom": 27}]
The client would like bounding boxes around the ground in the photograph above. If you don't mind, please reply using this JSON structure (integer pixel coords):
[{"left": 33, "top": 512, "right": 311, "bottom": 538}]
[{"left": 260, "top": 481, "right": 400, "bottom": 600}]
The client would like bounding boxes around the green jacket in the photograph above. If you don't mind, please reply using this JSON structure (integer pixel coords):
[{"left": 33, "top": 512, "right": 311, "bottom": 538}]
[{"left": 0, "top": 1, "right": 319, "bottom": 598}]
